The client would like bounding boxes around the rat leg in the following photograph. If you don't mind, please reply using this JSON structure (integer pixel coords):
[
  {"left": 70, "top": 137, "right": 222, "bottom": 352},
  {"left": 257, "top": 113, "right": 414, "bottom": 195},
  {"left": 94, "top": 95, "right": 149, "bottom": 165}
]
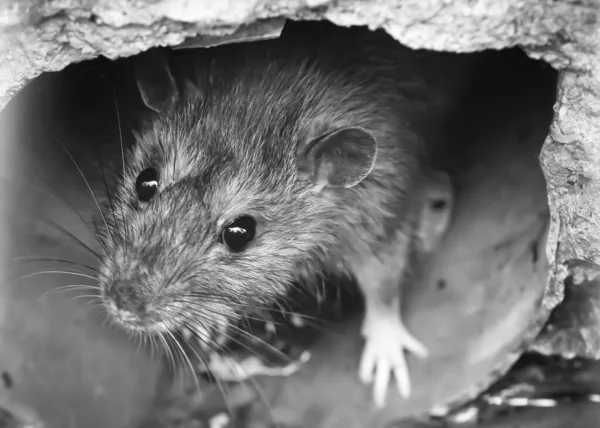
[
  {"left": 359, "top": 293, "right": 428, "bottom": 407},
  {"left": 352, "top": 236, "right": 428, "bottom": 408}
]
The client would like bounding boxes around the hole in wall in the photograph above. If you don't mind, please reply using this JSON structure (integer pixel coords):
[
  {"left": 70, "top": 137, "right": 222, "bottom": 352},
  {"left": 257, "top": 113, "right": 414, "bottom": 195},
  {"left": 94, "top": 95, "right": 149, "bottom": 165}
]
[{"left": 1, "top": 19, "right": 559, "bottom": 428}]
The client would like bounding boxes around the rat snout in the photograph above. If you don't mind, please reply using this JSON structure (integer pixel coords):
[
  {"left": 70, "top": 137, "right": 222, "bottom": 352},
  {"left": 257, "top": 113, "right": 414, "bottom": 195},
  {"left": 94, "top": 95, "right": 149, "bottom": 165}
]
[{"left": 104, "top": 280, "right": 159, "bottom": 330}]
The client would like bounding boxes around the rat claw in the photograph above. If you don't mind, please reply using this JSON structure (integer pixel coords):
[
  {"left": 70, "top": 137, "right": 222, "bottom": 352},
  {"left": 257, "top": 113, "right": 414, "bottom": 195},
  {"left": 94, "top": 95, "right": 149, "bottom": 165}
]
[
  {"left": 374, "top": 353, "right": 392, "bottom": 406},
  {"left": 402, "top": 331, "right": 429, "bottom": 359},
  {"left": 359, "top": 315, "right": 428, "bottom": 408},
  {"left": 393, "top": 352, "right": 410, "bottom": 399},
  {"left": 358, "top": 340, "right": 376, "bottom": 384}
]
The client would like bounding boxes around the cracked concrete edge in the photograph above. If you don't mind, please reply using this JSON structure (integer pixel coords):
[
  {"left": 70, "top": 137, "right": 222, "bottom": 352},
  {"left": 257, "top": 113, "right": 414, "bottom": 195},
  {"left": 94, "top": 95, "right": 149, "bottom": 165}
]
[
  {"left": 0, "top": 0, "right": 596, "bottom": 111},
  {"left": 1, "top": 0, "right": 599, "bottom": 357},
  {"left": 530, "top": 65, "right": 600, "bottom": 358}
]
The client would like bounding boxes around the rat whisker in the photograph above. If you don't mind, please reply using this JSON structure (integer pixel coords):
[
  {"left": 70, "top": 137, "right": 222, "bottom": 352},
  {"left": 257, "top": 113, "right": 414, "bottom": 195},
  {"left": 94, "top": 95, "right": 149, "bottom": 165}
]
[
  {"left": 70, "top": 294, "right": 104, "bottom": 303},
  {"left": 164, "top": 331, "right": 189, "bottom": 375},
  {"left": 165, "top": 263, "right": 191, "bottom": 291},
  {"left": 82, "top": 302, "right": 107, "bottom": 311},
  {"left": 272, "top": 298, "right": 297, "bottom": 319},
  {"left": 166, "top": 330, "right": 201, "bottom": 392},
  {"left": 112, "top": 88, "right": 132, "bottom": 256},
  {"left": 158, "top": 332, "right": 177, "bottom": 372},
  {"left": 49, "top": 132, "right": 114, "bottom": 245},
  {"left": 284, "top": 314, "right": 339, "bottom": 337},
  {"left": 185, "top": 288, "right": 269, "bottom": 307},
  {"left": 181, "top": 322, "right": 235, "bottom": 418},
  {"left": 178, "top": 318, "right": 223, "bottom": 357},
  {"left": 171, "top": 298, "right": 279, "bottom": 326},
  {"left": 185, "top": 291, "right": 342, "bottom": 343},
  {"left": 180, "top": 311, "right": 270, "bottom": 362},
  {"left": 95, "top": 143, "right": 127, "bottom": 246},
  {"left": 17, "top": 135, "right": 96, "bottom": 237},
  {"left": 275, "top": 298, "right": 336, "bottom": 326},
  {"left": 140, "top": 331, "right": 147, "bottom": 355},
  {"left": 148, "top": 333, "right": 158, "bottom": 360},
  {"left": 18, "top": 270, "right": 97, "bottom": 282},
  {"left": 185, "top": 291, "right": 325, "bottom": 324},
  {"left": 184, "top": 320, "right": 278, "bottom": 426},
  {"left": 174, "top": 289, "right": 339, "bottom": 343},
  {"left": 168, "top": 297, "right": 278, "bottom": 330},
  {"left": 231, "top": 362, "right": 277, "bottom": 427},
  {"left": 183, "top": 292, "right": 280, "bottom": 311},
  {"left": 186, "top": 299, "right": 318, "bottom": 331},
  {"left": 163, "top": 306, "right": 223, "bottom": 334},
  {"left": 39, "top": 284, "right": 102, "bottom": 306},
  {"left": 133, "top": 331, "right": 143, "bottom": 355},
  {"left": 176, "top": 306, "right": 293, "bottom": 365},
  {"left": 12, "top": 256, "right": 99, "bottom": 273},
  {"left": 226, "top": 326, "right": 294, "bottom": 365},
  {"left": 47, "top": 284, "right": 100, "bottom": 294},
  {"left": 38, "top": 217, "right": 101, "bottom": 260},
  {"left": 24, "top": 168, "right": 97, "bottom": 235},
  {"left": 212, "top": 338, "right": 276, "bottom": 426}
]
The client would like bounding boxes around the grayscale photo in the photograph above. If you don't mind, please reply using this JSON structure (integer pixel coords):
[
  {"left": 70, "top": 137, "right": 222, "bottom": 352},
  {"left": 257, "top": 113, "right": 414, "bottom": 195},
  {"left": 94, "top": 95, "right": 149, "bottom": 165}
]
[{"left": 0, "top": 2, "right": 599, "bottom": 427}]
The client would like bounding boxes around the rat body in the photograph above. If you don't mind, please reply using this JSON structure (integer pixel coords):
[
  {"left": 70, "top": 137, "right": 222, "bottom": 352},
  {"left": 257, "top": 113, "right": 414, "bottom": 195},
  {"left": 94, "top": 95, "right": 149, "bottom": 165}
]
[{"left": 98, "top": 21, "right": 461, "bottom": 408}]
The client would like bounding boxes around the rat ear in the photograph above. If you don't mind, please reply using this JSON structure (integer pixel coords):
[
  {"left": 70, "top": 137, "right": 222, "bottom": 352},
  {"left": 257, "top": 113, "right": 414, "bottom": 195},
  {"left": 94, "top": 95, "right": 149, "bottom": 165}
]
[
  {"left": 134, "top": 48, "right": 180, "bottom": 114},
  {"left": 298, "top": 126, "right": 377, "bottom": 189}
]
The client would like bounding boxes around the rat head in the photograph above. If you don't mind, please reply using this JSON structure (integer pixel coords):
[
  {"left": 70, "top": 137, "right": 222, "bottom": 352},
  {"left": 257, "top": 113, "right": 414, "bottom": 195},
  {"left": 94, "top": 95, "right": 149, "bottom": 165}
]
[{"left": 97, "top": 49, "right": 377, "bottom": 339}]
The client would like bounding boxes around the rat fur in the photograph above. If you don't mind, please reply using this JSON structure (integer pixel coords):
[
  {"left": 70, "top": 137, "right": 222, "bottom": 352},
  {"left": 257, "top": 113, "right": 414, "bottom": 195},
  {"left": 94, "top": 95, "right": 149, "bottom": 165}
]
[{"left": 97, "top": 20, "right": 466, "bottom": 408}]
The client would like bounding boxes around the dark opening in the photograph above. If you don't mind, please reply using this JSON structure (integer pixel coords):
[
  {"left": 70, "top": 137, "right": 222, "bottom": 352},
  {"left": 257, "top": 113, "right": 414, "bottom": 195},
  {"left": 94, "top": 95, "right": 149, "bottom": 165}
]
[{"left": 1, "top": 20, "right": 559, "bottom": 428}]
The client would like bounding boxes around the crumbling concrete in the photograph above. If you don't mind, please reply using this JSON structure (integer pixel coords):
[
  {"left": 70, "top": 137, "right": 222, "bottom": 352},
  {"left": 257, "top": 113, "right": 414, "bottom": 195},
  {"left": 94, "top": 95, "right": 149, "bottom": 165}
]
[{"left": 1, "top": 0, "right": 600, "bottom": 409}]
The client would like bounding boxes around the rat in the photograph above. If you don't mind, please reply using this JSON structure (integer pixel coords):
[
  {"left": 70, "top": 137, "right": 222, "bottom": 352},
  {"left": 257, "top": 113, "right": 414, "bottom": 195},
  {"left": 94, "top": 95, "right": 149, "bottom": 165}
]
[{"left": 97, "top": 21, "right": 462, "bottom": 408}]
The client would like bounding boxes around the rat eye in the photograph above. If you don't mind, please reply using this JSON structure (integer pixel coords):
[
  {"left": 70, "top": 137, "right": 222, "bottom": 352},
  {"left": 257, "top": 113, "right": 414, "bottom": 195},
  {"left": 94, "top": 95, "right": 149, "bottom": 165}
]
[
  {"left": 135, "top": 167, "right": 159, "bottom": 202},
  {"left": 221, "top": 216, "right": 256, "bottom": 252}
]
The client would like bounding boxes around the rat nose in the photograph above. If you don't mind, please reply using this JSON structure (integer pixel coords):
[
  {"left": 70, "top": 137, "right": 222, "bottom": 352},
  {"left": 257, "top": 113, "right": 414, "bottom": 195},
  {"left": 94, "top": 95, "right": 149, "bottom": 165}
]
[
  {"left": 107, "top": 282, "right": 147, "bottom": 324},
  {"left": 116, "top": 309, "right": 140, "bottom": 323}
]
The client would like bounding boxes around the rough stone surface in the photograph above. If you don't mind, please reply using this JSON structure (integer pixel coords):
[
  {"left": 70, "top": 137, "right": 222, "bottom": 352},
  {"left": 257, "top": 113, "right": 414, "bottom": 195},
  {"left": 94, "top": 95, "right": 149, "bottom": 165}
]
[
  {"left": 0, "top": 0, "right": 596, "bottom": 110},
  {"left": 1, "top": 0, "right": 600, "bottom": 401}
]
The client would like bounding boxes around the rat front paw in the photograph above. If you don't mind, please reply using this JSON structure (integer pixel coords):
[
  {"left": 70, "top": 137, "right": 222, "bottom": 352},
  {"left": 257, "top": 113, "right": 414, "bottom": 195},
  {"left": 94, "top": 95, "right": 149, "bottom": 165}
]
[{"left": 358, "top": 316, "right": 428, "bottom": 408}]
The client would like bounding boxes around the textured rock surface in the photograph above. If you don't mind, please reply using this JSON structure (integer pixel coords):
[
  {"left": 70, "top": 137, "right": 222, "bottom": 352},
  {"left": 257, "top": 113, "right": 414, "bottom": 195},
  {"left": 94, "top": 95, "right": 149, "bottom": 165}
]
[
  {"left": 1, "top": 0, "right": 600, "bottom": 404},
  {"left": 0, "top": 1, "right": 595, "bottom": 109}
]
